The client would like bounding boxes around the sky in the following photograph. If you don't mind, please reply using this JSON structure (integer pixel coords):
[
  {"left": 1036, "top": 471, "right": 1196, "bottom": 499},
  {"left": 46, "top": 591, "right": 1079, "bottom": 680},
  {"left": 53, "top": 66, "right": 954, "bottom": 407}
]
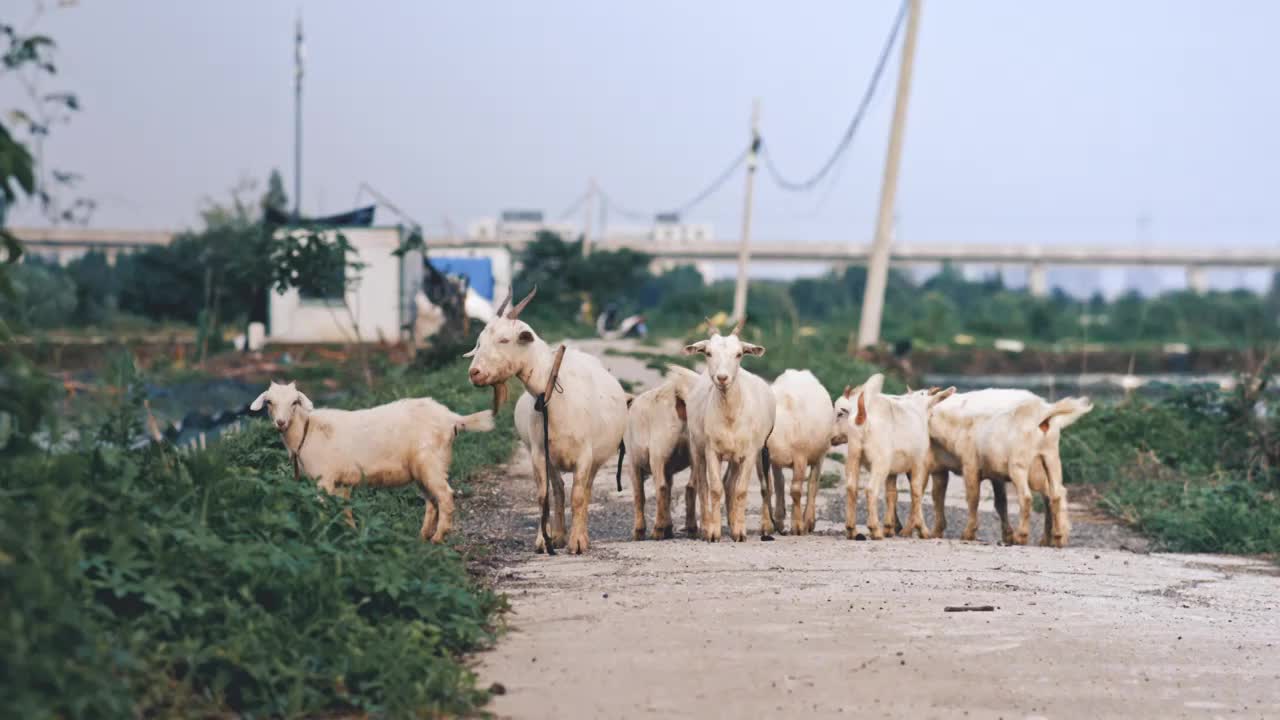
[{"left": 4, "top": 0, "right": 1278, "bottom": 292}]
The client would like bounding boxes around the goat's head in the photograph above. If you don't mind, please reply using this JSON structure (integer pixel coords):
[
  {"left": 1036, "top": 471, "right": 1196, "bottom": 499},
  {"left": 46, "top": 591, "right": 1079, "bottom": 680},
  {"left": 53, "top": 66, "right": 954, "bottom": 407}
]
[
  {"left": 250, "top": 381, "right": 313, "bottom": 433},
  {"left": 465, "top": 286, "right": 540, "bottom": 398},
  {"left": 682, "top": 317, "right": 764, "bottom": 392},
  {"left": 831, "top": 388, "right": 855, "bottom": 446}
]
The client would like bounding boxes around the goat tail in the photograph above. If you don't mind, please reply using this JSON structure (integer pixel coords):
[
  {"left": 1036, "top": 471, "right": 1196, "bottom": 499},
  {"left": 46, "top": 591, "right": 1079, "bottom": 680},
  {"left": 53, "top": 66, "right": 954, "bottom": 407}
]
[
  {"left": 1039, "top": 397, "right": 1093, "bottom": 432},
  {"left": 455, "top": 410, "right": 496, "bottom": 434}
]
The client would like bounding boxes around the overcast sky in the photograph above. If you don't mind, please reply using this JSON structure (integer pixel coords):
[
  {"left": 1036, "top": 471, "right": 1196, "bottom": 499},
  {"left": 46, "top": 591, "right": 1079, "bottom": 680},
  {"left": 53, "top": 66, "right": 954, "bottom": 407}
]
[{"left": 6, "top": 0, "right": 1278, "bottom": 269}]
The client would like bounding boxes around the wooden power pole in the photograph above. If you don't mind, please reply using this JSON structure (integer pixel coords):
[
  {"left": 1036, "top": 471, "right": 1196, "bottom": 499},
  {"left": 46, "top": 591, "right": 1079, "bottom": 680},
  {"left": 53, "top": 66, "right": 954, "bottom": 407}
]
[
  {"left": 857, "top": 0, "right": 923, "bottom": 348},
  {"left": 731, "top": 99, "right": 761, "bottom": 325},
  {"left": 582, "top": 179, "right": 596, "bottom": 257}
]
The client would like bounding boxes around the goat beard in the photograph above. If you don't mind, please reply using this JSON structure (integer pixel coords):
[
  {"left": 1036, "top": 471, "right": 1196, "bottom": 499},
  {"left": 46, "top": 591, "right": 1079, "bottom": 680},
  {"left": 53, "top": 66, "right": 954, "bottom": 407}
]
[{"left": 490, "top": 381, "right": 508, "bottom": 415}]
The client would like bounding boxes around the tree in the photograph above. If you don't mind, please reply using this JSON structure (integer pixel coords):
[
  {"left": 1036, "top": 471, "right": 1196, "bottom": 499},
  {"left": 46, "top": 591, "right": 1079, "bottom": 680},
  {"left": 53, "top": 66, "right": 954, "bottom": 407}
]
[
  {"left": 1, "top": 18, "right": 82, "bottom": 452},
  {"left": 261, "top": 168, "right": 288, "bottom": 218},
  {"left": 271, "top": 227, "right": 371, "bottom": 384}
]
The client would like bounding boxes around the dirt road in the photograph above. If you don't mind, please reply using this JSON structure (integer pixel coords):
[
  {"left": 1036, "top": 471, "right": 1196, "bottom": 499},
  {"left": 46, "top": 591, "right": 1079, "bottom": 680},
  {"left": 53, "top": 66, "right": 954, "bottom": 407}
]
[{"left": 471, "top": 340, "right": 1280, "bottom": 719}]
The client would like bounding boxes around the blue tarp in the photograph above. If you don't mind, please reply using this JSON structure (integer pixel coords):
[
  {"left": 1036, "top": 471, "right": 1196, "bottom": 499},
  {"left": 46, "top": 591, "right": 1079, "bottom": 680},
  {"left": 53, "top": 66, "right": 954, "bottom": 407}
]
[{"left": 430, "top": 257, "right": 494, "bottom": 300}]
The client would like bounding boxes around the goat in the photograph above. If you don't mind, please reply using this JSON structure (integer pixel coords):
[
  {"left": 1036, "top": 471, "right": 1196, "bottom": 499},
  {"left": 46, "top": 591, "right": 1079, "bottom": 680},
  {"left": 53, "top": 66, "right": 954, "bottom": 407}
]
[
  {"left": 670, "top": 319, "right": 776, "bottom": 542},
  {"left": 760, "top": 369, "right": 835, "bottom": 535},
  {"left": 465, "top": 287, "right": 628, "bottom": 554},
  {"left": 250, "top": 381, "right": 494, "bottom": 543},
  {"left": 926, "top": 389, "right": 1091, "bottom": 547},
  {"left": 623, "top": 366, "right": 699, "bottom": 539},
  {"left": 833, "top": 375, "right": 955, "bottom": 540}
]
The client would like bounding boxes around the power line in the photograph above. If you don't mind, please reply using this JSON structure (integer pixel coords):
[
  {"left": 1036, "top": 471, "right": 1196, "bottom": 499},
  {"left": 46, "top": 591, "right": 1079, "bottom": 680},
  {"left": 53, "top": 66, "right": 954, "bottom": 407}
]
[
  {"left": 762, "top": 0, "right": 908, "bottom": 193},
  {"left": 592, "top": 144, "right": 751, "bottom": 223},
  {"left": 556, "top": 188, "right": 591, "bottom": 221}
]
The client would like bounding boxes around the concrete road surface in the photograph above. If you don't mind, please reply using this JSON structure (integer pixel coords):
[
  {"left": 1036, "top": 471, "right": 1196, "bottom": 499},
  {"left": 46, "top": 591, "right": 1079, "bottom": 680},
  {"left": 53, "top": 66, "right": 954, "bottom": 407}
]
[{"left": 475, "top": 338, "right": 1280, "bottom": 719}]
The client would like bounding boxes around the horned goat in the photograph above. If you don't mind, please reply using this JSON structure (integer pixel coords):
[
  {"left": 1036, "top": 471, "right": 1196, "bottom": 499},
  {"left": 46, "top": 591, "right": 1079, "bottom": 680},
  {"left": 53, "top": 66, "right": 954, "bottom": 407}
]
[{"left": 465, "top": 287, "right": 628, "bottom": 554}]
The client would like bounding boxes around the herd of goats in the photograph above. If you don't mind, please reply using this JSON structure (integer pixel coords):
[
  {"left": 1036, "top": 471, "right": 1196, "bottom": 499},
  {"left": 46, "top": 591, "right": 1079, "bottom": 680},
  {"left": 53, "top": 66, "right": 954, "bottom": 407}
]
[{"left": 250, "top": 287, "right": 1094, "bottom": 555}]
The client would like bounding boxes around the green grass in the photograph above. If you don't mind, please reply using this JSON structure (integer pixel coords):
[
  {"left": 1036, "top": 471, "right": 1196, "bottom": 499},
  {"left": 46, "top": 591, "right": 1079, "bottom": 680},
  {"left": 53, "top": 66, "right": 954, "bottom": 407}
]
[
  {"left": 1, "top": 357, "right": 516, "bottom": 718},
  {"left": 1062, "top": 384, "right": 1280, "bottom": 555}
]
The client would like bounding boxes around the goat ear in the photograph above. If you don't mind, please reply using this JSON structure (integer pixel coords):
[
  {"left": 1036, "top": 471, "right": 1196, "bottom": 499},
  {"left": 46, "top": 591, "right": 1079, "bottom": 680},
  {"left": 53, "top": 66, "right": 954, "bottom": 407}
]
[
  {"left": 683, "top": 340, "right": 708, "bottom": 355},
  {"left": 250, "top": 391, "right": 268, "bottom": 411},
  {"left": 741, "top": 342, "right": 765, "bottom": 357},
  {"left": 517, "top": 329, "right": 535, "bottom": 344},
  {"left": 928, "top": 386, "right": 956, "bottom": 408},
  {"left": 297, "top": 392, "right": 314, "bottom": 411}
]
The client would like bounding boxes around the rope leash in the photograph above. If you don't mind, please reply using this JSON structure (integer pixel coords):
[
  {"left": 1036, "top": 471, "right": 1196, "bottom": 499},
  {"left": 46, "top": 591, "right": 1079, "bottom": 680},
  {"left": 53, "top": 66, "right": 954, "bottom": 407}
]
[{"left": 533, "top": 345, "right": 567, "bottom": 556}]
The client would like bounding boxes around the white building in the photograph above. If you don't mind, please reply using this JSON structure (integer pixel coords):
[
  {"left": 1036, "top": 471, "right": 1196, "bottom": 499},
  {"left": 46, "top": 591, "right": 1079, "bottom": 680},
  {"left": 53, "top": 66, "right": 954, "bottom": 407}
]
[{"left": 268, "top": 226, "right": 416, "bottom": 343}]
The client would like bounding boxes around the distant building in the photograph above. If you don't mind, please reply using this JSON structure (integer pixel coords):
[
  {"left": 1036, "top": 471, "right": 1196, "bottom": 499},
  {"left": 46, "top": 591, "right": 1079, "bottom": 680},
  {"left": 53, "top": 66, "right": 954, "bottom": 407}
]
[{"left": 268, "top": 226, "right": 415, "bottom": 343}]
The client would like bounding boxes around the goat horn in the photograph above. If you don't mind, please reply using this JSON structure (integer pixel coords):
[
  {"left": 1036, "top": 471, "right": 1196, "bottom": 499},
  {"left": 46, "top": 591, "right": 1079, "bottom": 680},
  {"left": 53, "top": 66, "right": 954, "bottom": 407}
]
[
  {"left": 704, "top": 316, "right": 718, "bottom": 337},
  {"left": 731, "top": 315, "right": 746, "bottom": 336},
  {"left": 495, "top": 288, "right": 513, "bottom": 317},
  {"left": 508, "top": 285, "right": 537, "bottom": 319}
]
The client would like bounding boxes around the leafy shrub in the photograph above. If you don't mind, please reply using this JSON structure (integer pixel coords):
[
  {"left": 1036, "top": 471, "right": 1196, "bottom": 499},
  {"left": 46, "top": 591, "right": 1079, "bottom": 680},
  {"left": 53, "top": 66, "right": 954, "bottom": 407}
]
[
  {"left": 1, "top": 358, "right": 515, "bottom": 718},
  {"left": 1063, "top": 381, "right": 1280, "bottom": 554}
]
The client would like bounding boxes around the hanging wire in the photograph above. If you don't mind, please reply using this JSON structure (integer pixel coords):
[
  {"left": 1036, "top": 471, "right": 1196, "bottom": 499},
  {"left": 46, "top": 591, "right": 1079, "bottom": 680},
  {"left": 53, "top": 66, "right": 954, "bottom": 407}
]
[
  {"left": 588, "top": 144, "right": 751, "bottom": 223},
  {"left": 556, "top": 188, "right": 592, "bottom": 221},
  {"left": 762, "top": 0, "right": 908, "bottom": 193}
]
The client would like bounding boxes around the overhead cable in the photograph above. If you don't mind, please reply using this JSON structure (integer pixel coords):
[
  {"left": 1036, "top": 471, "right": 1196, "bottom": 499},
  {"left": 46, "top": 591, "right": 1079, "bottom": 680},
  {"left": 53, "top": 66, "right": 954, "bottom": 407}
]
[{"left": 762, "top": 0, "right": 908, "bottom": 193}]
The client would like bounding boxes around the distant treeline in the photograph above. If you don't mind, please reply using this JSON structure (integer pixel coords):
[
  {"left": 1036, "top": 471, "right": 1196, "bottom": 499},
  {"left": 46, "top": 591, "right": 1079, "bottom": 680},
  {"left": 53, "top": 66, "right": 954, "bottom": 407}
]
[
  {"left": 7, "top": 229, "right": 1279, "bottom": 349},
  {"left": 513, "top": 232, "right": 1279, "bottom": 348}
]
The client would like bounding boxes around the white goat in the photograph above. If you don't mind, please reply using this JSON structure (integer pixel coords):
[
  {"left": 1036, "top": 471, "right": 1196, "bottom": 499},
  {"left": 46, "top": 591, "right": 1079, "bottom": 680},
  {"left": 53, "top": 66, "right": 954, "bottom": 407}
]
[
  {"left": 832, "top": 375, "right": 955, "bottom": 540},
  {"left": 670, "top": 321, "right": 776, "bottom": 542},
  {"left": 465, "top": 287, "right": 628, "bottom": 554},
  {"left": 927, "top": 389, "right": 1092, "bottom": 547},
  {"left": 623, "top": 366, "right": 698, "bottom": 540},
  {"left": 250, "top": 381, "right": 494, "bottom": 543},
  {"left": 759, "top": 369, "right": 835, "bottom": 535}
]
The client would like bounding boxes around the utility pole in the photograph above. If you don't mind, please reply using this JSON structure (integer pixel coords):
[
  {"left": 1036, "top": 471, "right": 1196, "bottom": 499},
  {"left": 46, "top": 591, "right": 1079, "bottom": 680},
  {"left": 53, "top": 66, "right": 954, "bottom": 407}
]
[
  {"left": 857, "top": 0, "right": 922, "bottom": 348},
  {"left": 582, "top": 179, "right": 596, "bottom": 257},
  {"left": 731, "top": 98, "right": 761, "bottom": 325},
  {"left": 293, "top": 12, "right": 304, "bottom": 221}
]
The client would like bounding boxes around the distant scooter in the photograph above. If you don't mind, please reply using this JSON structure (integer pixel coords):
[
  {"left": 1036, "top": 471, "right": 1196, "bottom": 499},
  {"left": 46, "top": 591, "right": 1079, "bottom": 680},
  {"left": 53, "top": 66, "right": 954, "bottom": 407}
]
[{"left": 596, "top": 305, "right": 648, "bottom": 340}]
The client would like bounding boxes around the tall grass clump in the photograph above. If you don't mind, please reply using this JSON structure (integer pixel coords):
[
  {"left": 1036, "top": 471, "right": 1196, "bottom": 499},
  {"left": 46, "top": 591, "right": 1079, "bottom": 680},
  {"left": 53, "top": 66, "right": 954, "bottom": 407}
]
[
  {"left": 1062, "top": 378, "right": 1280, "bottom": 555},
  {"left": 1, "top": 357, "right": 515, "bottom": 718}
]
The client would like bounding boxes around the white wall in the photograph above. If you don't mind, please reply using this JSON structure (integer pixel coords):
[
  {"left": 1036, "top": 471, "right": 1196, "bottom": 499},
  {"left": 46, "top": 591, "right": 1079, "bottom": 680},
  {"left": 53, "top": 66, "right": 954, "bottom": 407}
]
[{"left": 268, "top": 227, "right": 404, "bottom": 343}]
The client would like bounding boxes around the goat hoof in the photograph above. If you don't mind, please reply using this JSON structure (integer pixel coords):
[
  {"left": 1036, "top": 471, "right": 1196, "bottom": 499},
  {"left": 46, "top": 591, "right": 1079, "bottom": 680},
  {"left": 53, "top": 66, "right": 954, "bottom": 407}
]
[
  {"left": 633, "top": 527, "right": 646, "bottom": 541},
  {"left": 845, "top": 527, "right": 857, "bottom": 540},
  {"left": 731, "top": 531, "right": 746, "bottom": 542},
  {"left": 654, "top": 525, "right": 674, "bottom": 540},
  {"left": 1012, "top": 532, "right": 1030, "bottom": 545},
  {"left": 869, "top": 528, "right": 885, "bottom": 540},
  {"left": 961, "top": 529, "right": 978, "bottom": 541}
]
